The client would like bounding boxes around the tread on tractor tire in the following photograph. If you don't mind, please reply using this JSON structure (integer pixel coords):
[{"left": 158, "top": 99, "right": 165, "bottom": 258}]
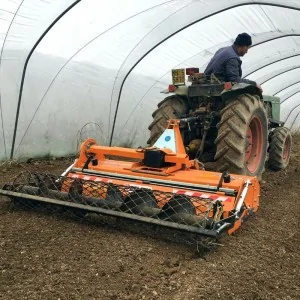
[
  {"left": 147, "top": 95, "right": 188, "bottom": 145},
  {"left": 214, "top": 93, "right": 268, "bottom": 178},
  {"left": 268, "top": 127, "right": 292, "bottom": 171}
]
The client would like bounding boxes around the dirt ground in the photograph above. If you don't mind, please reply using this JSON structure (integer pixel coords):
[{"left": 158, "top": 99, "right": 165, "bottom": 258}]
[{"left": 1, "top": 137, "right": 300, "bottom": 300}]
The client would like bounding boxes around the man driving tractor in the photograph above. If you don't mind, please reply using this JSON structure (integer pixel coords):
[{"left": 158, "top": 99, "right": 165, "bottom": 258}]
[{"left": 204, "top": 32, "right": 263, "bottom": 92}]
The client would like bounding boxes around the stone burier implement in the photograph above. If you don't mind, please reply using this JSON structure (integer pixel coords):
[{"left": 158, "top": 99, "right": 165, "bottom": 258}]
[{"left": 0, "top": 119, "right": 260, "bottom": 238}]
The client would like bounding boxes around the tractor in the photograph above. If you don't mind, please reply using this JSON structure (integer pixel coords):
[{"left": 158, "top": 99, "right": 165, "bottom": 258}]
[{"left": 147, "top": 68, "right": 292, "bottom": 178}]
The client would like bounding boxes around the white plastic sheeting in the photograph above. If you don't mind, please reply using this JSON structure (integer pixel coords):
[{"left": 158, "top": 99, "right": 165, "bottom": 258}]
[{"left": 0, "top": 0, "right": 300, "bottom": 161}]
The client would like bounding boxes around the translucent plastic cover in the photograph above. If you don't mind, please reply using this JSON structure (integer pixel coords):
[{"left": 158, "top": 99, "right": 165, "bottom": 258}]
[{"left": 1, "top": 0, "right": 300, "bottom": 160}]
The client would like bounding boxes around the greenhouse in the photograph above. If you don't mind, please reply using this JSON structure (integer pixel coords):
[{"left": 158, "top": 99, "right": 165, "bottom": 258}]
[
  {"left": 0, "top": 0, "right": 300, "bottom": 162},
  {"left": 1, "top": 2, "right": 300, "bottom": 300}
]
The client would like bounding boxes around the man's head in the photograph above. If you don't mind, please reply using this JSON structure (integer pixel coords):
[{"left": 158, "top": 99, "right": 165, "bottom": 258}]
[{"left": 234, "top": 33, "right": 252, "bottom": 57}]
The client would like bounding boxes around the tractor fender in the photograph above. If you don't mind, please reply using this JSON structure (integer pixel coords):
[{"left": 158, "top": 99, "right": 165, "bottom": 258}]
[
  {"left": 172, "top": 85, "right": 189, "bottom": 96},
  {"left": 160, "top": 85, "right": 188, "bottom": 97},
  {"left": 221, "top": 82, "right": 262, "bottom": 102}
]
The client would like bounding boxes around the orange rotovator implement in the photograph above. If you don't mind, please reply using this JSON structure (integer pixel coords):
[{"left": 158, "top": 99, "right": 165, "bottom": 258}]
[{"left": 0, "top": 119, "right": 260, "bottom": 238}]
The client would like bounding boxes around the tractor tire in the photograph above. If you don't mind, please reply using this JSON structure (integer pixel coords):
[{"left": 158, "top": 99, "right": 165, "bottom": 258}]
[
  {"left": 268, "top": 127, "right": 292, "bottom": 171},
  {"left": 147, "top": 95, "right": 188, "bottom": 145},
  {"left": 214, "top": 94, "right": 268, "bottom": 178}
]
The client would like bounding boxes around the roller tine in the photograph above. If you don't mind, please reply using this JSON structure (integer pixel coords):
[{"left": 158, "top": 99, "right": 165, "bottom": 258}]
[{"left": 106, "top": 184, "right": 123, "bottom": 203}]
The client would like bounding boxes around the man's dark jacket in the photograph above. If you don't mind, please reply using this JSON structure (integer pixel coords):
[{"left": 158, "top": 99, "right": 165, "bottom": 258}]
[{"left": 204, "top": 45, "right": 256, "bottom": 85}]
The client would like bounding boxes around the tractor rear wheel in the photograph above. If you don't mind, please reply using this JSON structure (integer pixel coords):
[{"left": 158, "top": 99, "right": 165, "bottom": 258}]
[
  {"left": 214, "top": 94, "right": 268, "bottom": 178},
  {"left": 268, "top": 127, "right": 292, "bottom": 171},
  {"left": 147, "top": 95, "right": 188, "bottom": 145}
]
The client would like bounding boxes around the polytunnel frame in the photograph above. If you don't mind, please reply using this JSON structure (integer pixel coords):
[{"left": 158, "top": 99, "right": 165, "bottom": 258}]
[
  {"left": 274, "top": 81, "right": 300, "bottom": 96},
  {"left": 244, "top": 53, "right": 300, "bottom": 78},
  {"left": 283, "top": 92, "right": 300, "bottom": 121},
  {"left": 248, "top": 67, "right": 300, "bottom": 123},
  {"left": 259, "top": 66, "right": 300, "bottom": 85},
  {"left": 244, "top": 55, "right": 300, "bottom": 116},
  {"left": 244, "top": 55, "right": 300, "bottom": 102},
  {"left": 274, "top": 82, "right": 300, "bottom": 128},
  {"left": 13, "top": 2, "right": 182, "bottom": 159},
  {"left": 256, "top": 69, "right": 300, "bottom": 126},
  {"left": 291, "top": 110, "right": 300, "bottom": 130},
  {"left": 256, "top": 66, "right": 300, "bottom": 124},
  {"left": 0, "top": 1, "right": 26, "bottom": 157},
  {"left": 3, "top": 1, "right": 300, "bottom": 159},
  {"left": 285, "top": 98, "right": 300, "bottom": 127},
  {"left": 7, "top": 0, "right": 83, "bottom": 159},
  {"left": 281, "top": 89, "right": 300, "bottom": 104}
]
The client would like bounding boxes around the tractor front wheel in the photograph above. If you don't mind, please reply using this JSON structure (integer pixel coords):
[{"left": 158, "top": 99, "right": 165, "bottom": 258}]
[
  {"left": 268, "top": 127, "right": 292, "bottom": 171},
  {"left": 214, "top": 94, "right": 268, "bottom": 178}
]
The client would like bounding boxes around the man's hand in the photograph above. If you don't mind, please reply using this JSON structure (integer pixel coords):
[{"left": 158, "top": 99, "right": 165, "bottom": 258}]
[{"left": 256, "top": 83, "right": 263, "bottom": 93}]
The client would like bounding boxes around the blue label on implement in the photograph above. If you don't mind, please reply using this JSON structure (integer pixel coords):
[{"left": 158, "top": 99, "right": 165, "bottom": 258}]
[{"left": 165, "top": 136, "right": 171, "bottom": 142}]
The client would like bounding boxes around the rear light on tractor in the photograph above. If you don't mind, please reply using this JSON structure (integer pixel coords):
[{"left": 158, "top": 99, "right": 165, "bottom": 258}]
[
  {"left": 224, "top": 82, "right": 232, "bottom": 90},
  {"left": 186, "top": 68, "right": 199, "bottom": 75},
  {"left": 168, "top": 84, "right": 176, "bottom": 92}
]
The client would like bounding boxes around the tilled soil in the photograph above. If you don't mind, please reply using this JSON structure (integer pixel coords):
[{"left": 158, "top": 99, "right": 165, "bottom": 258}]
[{"left": 0, "top": 137, "right": 300, "bottom": 300}]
